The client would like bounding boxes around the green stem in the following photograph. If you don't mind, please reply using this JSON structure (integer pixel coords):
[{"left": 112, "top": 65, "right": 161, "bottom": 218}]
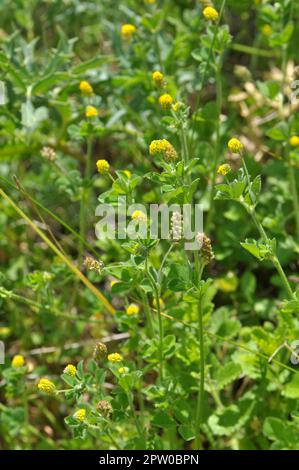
[
  {"left": 145, "top": 268, "right": 164, "bottom": 382},
  {"left": 205, "top": 58, "right": 223, "bottom": 233},
  {"left": 287, "top": 162, "right": 299, "bottom": 241},
  {"left": 244, "top": 205, "right": 295, "bottom": 300},
  {"left": 191, "top": 0, "right": 226, "bottom": 147},
  {"left": 195, "top": 296, "right": 205, "bottom": 450},
  {"left": 79, "top": 137, "right": 93, "bottom": 260},
  {"left": 141, "top": 291, "right": 155, "bottom": 338},
  {"left": 128, "top": 394, "right": 143, "bottom": 439}
]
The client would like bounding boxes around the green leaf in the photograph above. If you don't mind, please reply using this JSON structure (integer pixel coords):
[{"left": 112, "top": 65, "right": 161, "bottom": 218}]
[
  {"left": 152, "top": 410, "right": 175, "bottom": 428},
  {"left": 178, "top": 425, "right": 195, "bottom": 441},
  {"left": 215, "top": 362, "right": 242, "bottom": 390}
]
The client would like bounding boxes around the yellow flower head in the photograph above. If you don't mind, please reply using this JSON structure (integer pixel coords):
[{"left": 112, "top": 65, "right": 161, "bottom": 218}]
[
  {"left": 63, "top": 364, "right": 77, "bottom": 376},
  {"left": 85, "top": 105, "right": 98, "bottom": 118},
  {"left": 149, "top": 139, "right": 177, "bottom": 160},
  {"left": 79, "top": 80, "right": 93, "bottom": 96},
  {"left": 289, "top": 136, "right": 299, "bottom": 147},
  {"left": 121, "top": 24, "right": 137, "bottom": 40},
  {"left": 11, "top": 355, "right": 25, "bottom": 368},
  {"left": 262, "top": 24, "right": 272, "bottom": 36},
  {"left": 131, "top": 210, "right": 147, "bottom": 222},
  {"left": 124, "top": 170, "right": 132, "bottom": 178},
  {"left": 152, "top": 71, "right": 164, "bottom": 87},
  {"left": 96, "top": 159, "right": 110, "bottom": 174},
  {"left": 159, "top": 93, "right": 173, "bottom": 110},
  {"left": 108, "top": 352, "right": 122, "bottom": 363},
  {"left": 74, "top": 409, "right": 86, "bottom": 422},
  {"left": 145, "top": 0, "right": 156, "bottom": 3},
  {"left": 118, "top": 366, "right": 129, "bottom": 374},
  {"left": 0, "top": 326, "right": 10, "bottom": 338},
  {"left": 228, "top": 138, "right": 244, "bottom": 153},
  {"left": 37, "top": 378, "right": 56, "bottom": 395},
  {"left": 217, "top": 163, "right": 231, "bottom": 176},
  {"left": 203, "top": 6, "right": 219, "bottom": 22},
  {"left": 172, "top": 102, "right": 182, "bottom": 112},
  {"left": 126, "top": 303, "right": 140, "bottom": 315}
]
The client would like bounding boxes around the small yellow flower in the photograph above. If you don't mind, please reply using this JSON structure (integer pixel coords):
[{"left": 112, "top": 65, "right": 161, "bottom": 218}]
[
  {"left": 228, "top": 138, "right": 244, "bottom": 153},
  {"left": 203, "top": 6, "right": 219, "bottom": 21},
  {"left": 11, "top": 355, "right": 25, "bottom": 368},
  {"left": 85, "top": 105, "right": 98, "bottom": 118},
  {"left": 262, "top": 24, "right": 272, "bottom": 36},
  {"left": 79, "top": 80, "right": 93, "bottom": 96},
  {"left": 74, "top": 409, "right": 86, "bottom": 422},
  {"left": 126, "top": 303, "right": 140, "bottom": 315},
  {"left": 63, "top": 364, "right": 77, "bottom": 376},
  {"left": 96, "top": 159, "right": 110, "bottom": 174},
  {"left": 121, "top": 24, "right": 137, "bottom": 40},
  {"left": 131, "top": 210, "right": 147, "bottom": 222},
  {"left": 124, "top": 170, "right": 132, "bottom": 178},
  {"left": 145, "top": 0, "right": 156, "bottom": 3},
  {"left": 159, "top": 93, "right": 173, "bottom": 110},
  {"left": 37, "top": 378, "right": 56, "bottom": 395},
  {"left": 110, "top": 279, "right": 118, "bottom": 288},
  {"left": 289, "top": 136, "right": 299, "bottom": 147},
  {"left": 0, "top": 327, "right": 10, "bottom": 338},
  {"left": 118, "top": 366, "right": 129, "bottom": 374},
  {"left": 108, "top": 352, "right": 123, "bottom": 363},
  {"left": 217, "top": 164, "right": 231, "bottom": 176},
  {"left": 152, "top": 71, "right": 164, "bottom": 87},
  {"left": 172, "top": 102, "right": 182, "bottom": 112},
  {"left": 149, "top": 139, "right": 177, "bottom": 160}
]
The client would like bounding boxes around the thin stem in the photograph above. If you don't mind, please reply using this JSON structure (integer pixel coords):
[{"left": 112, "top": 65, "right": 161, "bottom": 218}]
[
  {"left": 195, "top": 296, "right": 205, "bottom": 450},
  {"left": 145, "top": 268, "right": 164, "bottom": 382},
  {"left": 128, "top": 394, "right": 143, "bottom": 439},
  {"left": 141, "top": 291, "right": 155, "bottom": 338},
  {"left": 243, "top": 203, "right": 295, "bottom": 300},
  {"left": 287, "top": 164, "right": 299, "bottom": 241},
  {"left": 191, "top": 0, "right": 226, "bottom": 147},
  {"left": 157, "top": 244, "right": 173, "bottom": 284},
  {"left": 79, "top": 137, "right": 93, "bottom": 260},
  {"left": 205, "top": 57, "right": 223, "bottom": 233}
]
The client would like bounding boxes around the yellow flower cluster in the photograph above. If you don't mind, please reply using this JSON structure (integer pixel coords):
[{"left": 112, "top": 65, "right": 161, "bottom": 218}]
[
  {"left": 149, "top": 139, "right": 177, "bottom": 160},
  {"left": 131, "top": 210, "right": 147, "bottom": 222},
  {"left": 217, "top": 163, "right": 231, "bottom": 176},
  {"left": 63, "top": 364, "right": 77, "bottom": 376},
  {"left": 74, "top": 409, "right": 86, "bottom": 422},
  {"left": 203, "top": 6, "right": 219, "bottom": 21},
  {"left": 118, "top": 366, "right": 129, "bottom": 374},
  {"left": 108, "top": 352, "right": 123, "bottom": 362},
  {"left": 11, "top": 354, "right": 25, "bottom": 368},
  {"left": 121, "top": 24, "right": 137, "bottom": 40},
  {"left": 227, "top": 138, "right": 243, "bottom": 153},
  {"left": 38, "top": 378, "right": 56, "bottom": 395},
  {"left": 290, "top": 136, "right": 299, "bottom": 147},
  {"left": 158, "top": 93, "right": 173, "bottom": 110},
  {"left": 85, "top": 105, "right": 98, "bottom": 118},
  {"left": 96, "top": 159, "right": 110, "bottom": 174},
  {"left": 79, "top": 80, "right": 93, "bottom": 96},
  {"left": 152, "top": 71, "right": 164, "bottom": 87},
  {"left": 126, "top": 303, "right": 140, "bottom": 315}
]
